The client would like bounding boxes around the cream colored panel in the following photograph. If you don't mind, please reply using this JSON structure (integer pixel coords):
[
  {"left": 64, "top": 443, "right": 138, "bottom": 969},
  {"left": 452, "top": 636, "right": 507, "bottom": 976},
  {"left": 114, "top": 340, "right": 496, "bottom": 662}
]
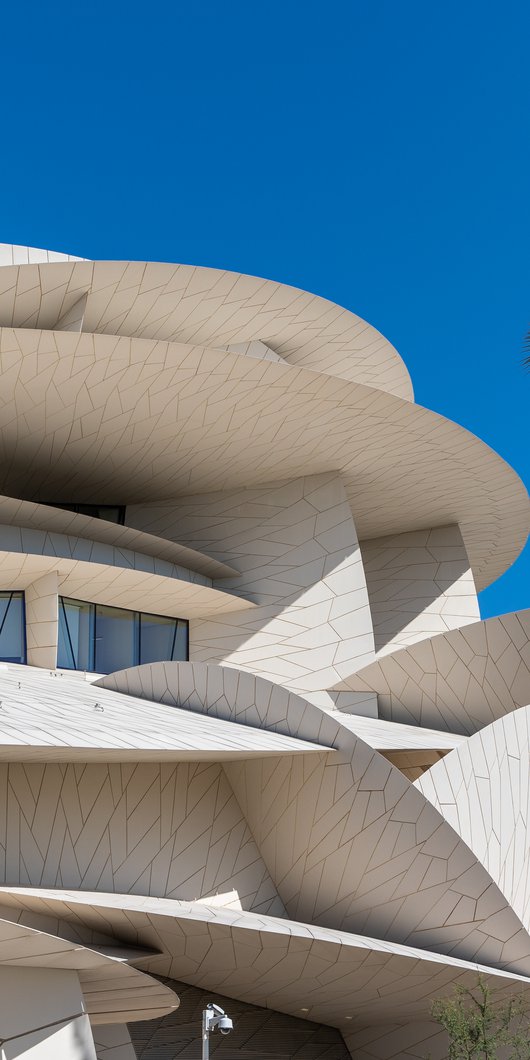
[
  {"left": 97, "top": 662, "right": 530, "bottom": 970},
  {"left": 217, "top": 338, "right": 286, "bottom": 363},
  {"left": 331, "top": 712, "right": 466, "bottom": 752},
  {"left": 380, "top": 749, "right": 448, "bottom": 781},
  {"left": 0, "top": 549, "right": 250, "bottom": 620},
  {"left": 416, "top": 706, "right": 530, "bottom": 932},
  {"left": 55, "top": 292, "right": 87, "bottom": 332},
  {"left": 0, "top": 495, "right": 235, "bottom": 578},
  {"left": 0, "top": 524, "right": 211, "bottom": 589},
  {"left": 3, "top": 889, "right": 529, "bottom": 1060},
  {"left": 339, "top": 610, "right": 530, "bottom": 735},
  {"left": 92, "top": 1026, "right": 137, "bottom": 1060},
  {"left": 0, "top": 244, "right": 85, "bottom": 265},
  {"left": 0, "top": 259, "right": 412, "bottom": 398},
  {"left": 0, "top": 664, "right": 326, "bottom": 763},
  {"left": 0, "top": 966, "right": 96, "bottom": 1059},
  {"left": 0, "top": 761, "right": 284, "bottom": 916},
  {"left": 361, "top": 525, "right": 479, "bottom": 659},
  {"left": 225, "top": 749, "right": 530, "bottom": 970},
  {"left": 130, "top": 474, "right": 375, "bottom": 692},
  {"left": 0, "top": 328, "right": 524, "bottom": 591},
  {"left": 0, "top": 906, "right": 177, "bottom": 1024},
  {"left": 24, "top": 572, "right": 59, "bottom": 669},
  {"left": 343, "top": 1022, "right": 448, "bottom": 1060}
]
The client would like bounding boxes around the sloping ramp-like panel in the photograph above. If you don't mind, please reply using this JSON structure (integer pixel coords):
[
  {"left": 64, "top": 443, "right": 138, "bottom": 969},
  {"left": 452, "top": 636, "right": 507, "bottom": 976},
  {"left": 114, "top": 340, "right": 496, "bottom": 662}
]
[{"left": 416, "top": 705, "right": 530, "bottom": 932}]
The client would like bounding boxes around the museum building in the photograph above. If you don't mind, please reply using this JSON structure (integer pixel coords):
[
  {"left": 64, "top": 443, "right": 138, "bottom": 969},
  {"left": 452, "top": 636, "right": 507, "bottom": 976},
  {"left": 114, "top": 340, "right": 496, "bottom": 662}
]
[{"left": 0, "top": 242, "right": 527, "bottom": 1059}]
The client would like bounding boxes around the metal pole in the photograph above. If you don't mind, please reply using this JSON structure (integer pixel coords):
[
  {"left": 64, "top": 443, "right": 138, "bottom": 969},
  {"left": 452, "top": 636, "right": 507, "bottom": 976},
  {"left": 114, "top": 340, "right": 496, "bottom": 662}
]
[{"left": 202, "top": 1007, "right": 209, "bottom": 1060}]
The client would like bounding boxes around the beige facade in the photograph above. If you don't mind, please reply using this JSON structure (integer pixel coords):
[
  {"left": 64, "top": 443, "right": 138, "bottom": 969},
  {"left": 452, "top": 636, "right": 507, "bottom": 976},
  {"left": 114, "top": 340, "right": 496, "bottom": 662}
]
[
  {"left": 360, "top": 525, "right": 480, "bottom": 658},
  {"left": 0, "top": 243, "right": 527, "bottom": 1058}
]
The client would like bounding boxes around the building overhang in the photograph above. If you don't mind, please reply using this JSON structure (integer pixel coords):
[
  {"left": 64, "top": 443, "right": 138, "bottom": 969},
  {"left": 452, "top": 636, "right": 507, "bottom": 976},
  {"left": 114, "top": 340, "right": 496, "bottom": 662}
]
[{"left": 0, "top": 328, "right": 526, "bottom": 590}]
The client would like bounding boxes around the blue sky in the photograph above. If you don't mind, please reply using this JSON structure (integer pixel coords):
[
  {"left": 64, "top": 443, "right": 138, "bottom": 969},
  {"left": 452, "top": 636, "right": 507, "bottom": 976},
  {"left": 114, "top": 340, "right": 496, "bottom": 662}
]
[{"left": 1, "top": 1, "right": 529, "bottom": 617}]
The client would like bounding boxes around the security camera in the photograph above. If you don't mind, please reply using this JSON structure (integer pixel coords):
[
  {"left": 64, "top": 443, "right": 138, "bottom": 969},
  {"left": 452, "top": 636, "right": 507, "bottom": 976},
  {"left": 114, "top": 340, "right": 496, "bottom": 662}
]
[
  {"left": 208, "top": 1004, "right": 224, "bottom": 1017},
  {"left": 202, "top": 1002, "right": 235, "bottom": 1048},
  {"left": 218, "top": 1015, "right": 233, "bottom": 1035}
]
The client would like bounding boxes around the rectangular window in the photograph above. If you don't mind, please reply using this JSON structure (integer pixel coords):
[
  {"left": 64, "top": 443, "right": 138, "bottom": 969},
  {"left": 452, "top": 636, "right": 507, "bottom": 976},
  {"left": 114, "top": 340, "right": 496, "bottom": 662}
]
[
  {"left": 58, "top": 598, "right": 95, "bottom": 671},
  {"left": 139, "top": 611, "right": 188, "bottom": 665},
  {"left": 95, "top": 604, "right": 137, "bottom": 674},
  {"left": 57, "top": 597, "right": 188, "bottom": 673},
  {"left": 0, "top": 592, "right": 26, "bottom": 664},
  {"left": 43, "top": 504, "right": 126, "bottom": 524}
]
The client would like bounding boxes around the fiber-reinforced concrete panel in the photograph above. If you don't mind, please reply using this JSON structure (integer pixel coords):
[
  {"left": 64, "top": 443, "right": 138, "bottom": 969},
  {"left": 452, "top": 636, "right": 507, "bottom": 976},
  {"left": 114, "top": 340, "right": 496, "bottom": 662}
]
[
  {"left": 360, "top": 525, "right": 479, "bottom": 659},
  {"left": 130, "top": 474, "right": 375, "bottom": 693}
]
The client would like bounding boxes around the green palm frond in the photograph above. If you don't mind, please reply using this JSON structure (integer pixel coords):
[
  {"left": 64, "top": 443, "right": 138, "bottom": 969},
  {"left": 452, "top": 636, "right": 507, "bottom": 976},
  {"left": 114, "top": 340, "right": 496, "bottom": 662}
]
[{"left": 523, "top": 327, "right": 530, "bottom": 368}]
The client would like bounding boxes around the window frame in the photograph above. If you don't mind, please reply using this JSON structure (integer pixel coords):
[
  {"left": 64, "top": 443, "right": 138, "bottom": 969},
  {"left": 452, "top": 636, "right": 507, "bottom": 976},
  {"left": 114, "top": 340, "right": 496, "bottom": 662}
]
[
  {"left": 43, "top": 503, "right": 126, "bottom": 525},
  {"left": 57, "top": 595, "right": 188, "bottom": 673},
  {"left": 0, "top": 591, "right": 26, "bottom": 664}
]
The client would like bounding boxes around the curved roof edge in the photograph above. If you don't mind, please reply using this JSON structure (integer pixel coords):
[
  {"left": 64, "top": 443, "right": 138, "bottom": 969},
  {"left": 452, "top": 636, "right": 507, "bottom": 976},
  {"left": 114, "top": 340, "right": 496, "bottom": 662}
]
[
  {"left": 0, "top": 328, "right": 525, "bottom": 588},
  {"left": 0, "top": 496, "right": 237, "bottom": 579},
  {"left": 0, "top": 900, "right": 178, "bottom": 1024},
  {"left": 336, "top": 609, "right": 530, "bottom": 735},
  {"left": 0, "top": 252, "right": 414, "bottom": 400},
  {"left": 0, "top": 242, "right": 86, "bottom": 264},
  {"left": 1, "top": 887, "right": 529, "bottom": 1030},
  {"left": 94, "top": 661, "right": 530, "bottom": 971}
]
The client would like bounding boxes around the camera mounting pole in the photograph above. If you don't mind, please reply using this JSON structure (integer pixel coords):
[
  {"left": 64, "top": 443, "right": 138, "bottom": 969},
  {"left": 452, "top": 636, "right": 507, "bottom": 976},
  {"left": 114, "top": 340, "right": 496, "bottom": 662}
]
[{"left": 202, "top": 1003, "right": 234, "bottom": 1059}]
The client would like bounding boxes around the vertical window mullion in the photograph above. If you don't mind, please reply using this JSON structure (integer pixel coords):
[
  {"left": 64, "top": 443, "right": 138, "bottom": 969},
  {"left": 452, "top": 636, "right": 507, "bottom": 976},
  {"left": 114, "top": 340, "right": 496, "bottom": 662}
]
[
  {"left": 61, "top": 597, "right": 77, "bottom": 669},
  {"left": 89, "top": 602, "right": 96, "bottom": 672},
  {"left": 57, "top": 595, "right": 188, "bottom": 672},
  {"left": 169, "top": 619, "right": 178, "bottom": 661},
  {"left": 0, "top": 592, "right": 25, "bottom": 665},
  {"left": 0, "top": 591, "right": 13, "bottom": 642},
  {"left": 135, "top": 611, "right": 141, "bottom": 666}
]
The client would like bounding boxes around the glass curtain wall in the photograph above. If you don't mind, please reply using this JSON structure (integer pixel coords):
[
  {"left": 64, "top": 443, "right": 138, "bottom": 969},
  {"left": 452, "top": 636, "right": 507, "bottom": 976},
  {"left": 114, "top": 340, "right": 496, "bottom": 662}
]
[
  {"left": 94, "top": 605, "right": 137, "bottom": 673},
  {"left": 58, "top": 597, "right": 188, "bottom": 673},
  {"left": 0, "top": 592, "right": 26, "bottom": 663},
  {"left": 58, "top": 598, "right": 95, "bottom": 671}
]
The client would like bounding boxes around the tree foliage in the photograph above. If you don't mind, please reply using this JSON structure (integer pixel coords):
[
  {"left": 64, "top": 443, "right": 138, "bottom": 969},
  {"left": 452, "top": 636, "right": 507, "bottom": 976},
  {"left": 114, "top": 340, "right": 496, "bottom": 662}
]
[
  {"left": 523, "top": 329, "right": 530, "bottom": 369},
  {"left": 430, "top": 977, "right": 530, "bottom": 1059}
]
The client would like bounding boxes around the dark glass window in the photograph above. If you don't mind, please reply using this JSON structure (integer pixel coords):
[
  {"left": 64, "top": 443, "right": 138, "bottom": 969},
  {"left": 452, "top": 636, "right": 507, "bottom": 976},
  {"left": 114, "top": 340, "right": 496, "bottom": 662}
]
[
  {"left": 58, "top": 596, "right": 188, "bottom": 673},
  {"left": 0, "top": 592, "right": 26, "bottom": 663},
  {"left": 58, "top": 597, "right": 95, "bottom": 671},
  {"left": 95, "top": 604, "right": 137, "bottom": 674},
  {"left": 139, "top": 611, "right": 189, "bottom": 665},
  {"left": 43, "top": 504, "right": 126, "bottom": 524}
]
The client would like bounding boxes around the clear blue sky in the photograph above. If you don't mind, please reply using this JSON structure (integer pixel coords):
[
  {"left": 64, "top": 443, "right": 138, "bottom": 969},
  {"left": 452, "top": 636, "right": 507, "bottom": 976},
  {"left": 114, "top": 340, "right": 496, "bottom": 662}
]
[{"left": 2, "top": 1, "right": 529, "bottom": 617}]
